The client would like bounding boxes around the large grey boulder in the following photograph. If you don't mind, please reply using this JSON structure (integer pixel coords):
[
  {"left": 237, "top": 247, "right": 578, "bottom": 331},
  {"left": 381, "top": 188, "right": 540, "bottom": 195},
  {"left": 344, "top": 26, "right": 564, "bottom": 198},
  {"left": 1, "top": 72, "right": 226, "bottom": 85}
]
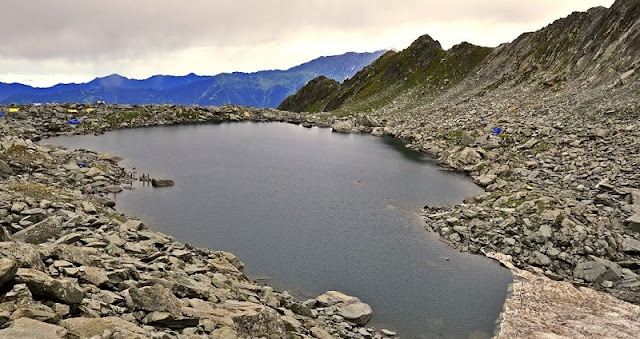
[
  {"left": 574, "top": 259, "right": 622, "bottom": 284},
  {"left": 233, "top": 307, "right": 285, "bottom": 339},
  {"left": 331, "top": 120, "right": 355, "bottom": 133},
  {"left": 337, "top": 302, "right": 373, "bottom": 325},
  {"left": 0, "top": 242, "right": 45, "bottom": 270},
  {"left": 622, "top": 237, "right": 640, "bottom": 253},
  {"left": 316, "top": 290, "right": 373, "bottom": 325},
  {"left": 14, "top": 268, "right": 84, "bottom": 304},
  {"left": 0, "top": 316, "right": 67, "bottom": 339},
  {"left": 59, "top": 317, "right": 149, "bottom": 339},
  {"left": 626, "top": 213, "right": 640, "bottom": 232},
  {"left": 12, "top": 216, "right": 64, "bottom": 244},
  {"left": 126, "top": 283, "right": 182, "bottom": 315},
  {"left": 151, "top": 178, "right": 174, "bottom": 187}
]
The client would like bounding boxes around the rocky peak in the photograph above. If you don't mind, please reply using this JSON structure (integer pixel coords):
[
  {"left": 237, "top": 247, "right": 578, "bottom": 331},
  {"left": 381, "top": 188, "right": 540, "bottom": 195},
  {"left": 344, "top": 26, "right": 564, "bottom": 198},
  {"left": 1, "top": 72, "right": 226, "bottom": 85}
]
[{"left": 474, "top": 0, "right": 639, "bottom": 89}]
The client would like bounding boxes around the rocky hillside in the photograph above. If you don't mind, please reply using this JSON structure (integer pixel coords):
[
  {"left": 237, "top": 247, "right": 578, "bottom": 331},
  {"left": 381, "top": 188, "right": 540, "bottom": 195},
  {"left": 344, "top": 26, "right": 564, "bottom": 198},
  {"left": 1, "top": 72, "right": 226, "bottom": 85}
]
[
  {"left": 281, "top": 0, "right": 639, "bottom": 114},
  {"left": 0, "top": 51, "right": 385, "bottom": 108},
  {"left": 282, "top": 37, "right": 492, "bottom": 113},
  {"left": 277, "top": 76, "right": 341, "bottom": 112}
]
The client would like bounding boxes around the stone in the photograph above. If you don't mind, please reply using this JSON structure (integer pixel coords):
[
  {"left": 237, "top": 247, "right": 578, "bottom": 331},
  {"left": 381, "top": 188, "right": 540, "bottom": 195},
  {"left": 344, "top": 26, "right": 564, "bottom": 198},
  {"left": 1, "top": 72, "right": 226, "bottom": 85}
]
[
  {"left": 529, "top": 251, "right": 551, "bottom": 267},
  {"left": 14, "top": 268, "right": 84, "bottom": 304},
  {"left": 474, "top": 174, "right": 496, "bottom": 187},
  {"left": 331, "top": 120, "right": 355, "bottom": 133},
  {"left": 621, "top": 237, "right": 640, "bottom": 253},
  {"left": 311, "top": 326, "right": 334, "bottom": 339},
  {"left": 337, "top": 302, "right": 373, "bottom": 325},
  {"left": 127, "top": 283, "right": 182, "bottom": 315},
  {"left": 10, "top": 304, "right": 60, "bottom": 323},
  {"left": 539, "top": 225, "right": 552, "bottom": 238},
  {"left": 119, "top": 219, "right": 145, "bottom": 232},
  {"left": 574, "top": 261, "right": 608, "bottom": 282},
  {"left": 459, "top": 147, "right": 482, "bottom": 164},
  {"left": 103, "top": 185, "right": 123, "bottom": 193},
  {"left": 81, "top": 201, "right": 97, "bottom": 214},
  {"left": 316, "top": 290, "right": 358, "bottom": 306},
  {"left": 0, "top": 242, "right": 45, "bottom": 270},
  {"left": 12, "top": 216, "right": 64, "bottom": 244},
  {"left": 461, "top": 131, "right": 475, "bottom": 145},
  {"left": 144, "top": 312, "right": 200, "bottom": 329},
  {"left": 541, "top": 209, "right": 563, "bottom": 226},
  {"left": 233, "top": 307, "right": 285, "bottom": 339},
  {"left": 80, "top": 266, "right": 109, "bottom": 287},
  {"left": 0, "top": 317, "right": 67, "bottom": 339},
  {"left": 151, "top": 178, "right": 175, "bottom": 187},
  {"left": 0, "top": 160, "right": 13, "bottom": 176},
  {"left": 0, "top": 258, "right": 18, "bottom": 288},
  {"left": 60, "top": 317, "right": 149, "bottom": 338},
  {"left": 625, "top": 213, "right": 640, "bottom": 232}
]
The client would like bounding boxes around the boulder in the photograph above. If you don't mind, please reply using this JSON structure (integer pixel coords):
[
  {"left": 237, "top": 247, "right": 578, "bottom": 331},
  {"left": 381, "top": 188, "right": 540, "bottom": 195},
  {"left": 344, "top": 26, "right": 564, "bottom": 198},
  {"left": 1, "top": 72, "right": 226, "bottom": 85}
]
[
  {"left": 151, "top": 178, "right": 174, "bottom": 187},
  {"left": 0, "top": 317, "right": 67, "bottom": 339},
  {"left": 127, "top": 283, "right": 182, "bottom": 315},
  {"left": 622, "top": 237, "right": 640, "bottom": 253},
  {"left": 119, "top": 219, "right": 145, "bottom": 232},
  {"left": 14, "top": 268, "right": 84, "bottom": 304},
  {"left": 337, "top": 302, "right": 373, "bottom": 325},
  {"left": 331, "top": 120, "right": 355, "bottom": 133},
  {"left": 574, "top": 261, "right": 607, "bottom": 282},
  {"left": 60, "top": 317, "right": 149, "bottom": 339},
  {"left": 626, "top": 213, "right": 640, "bottom": 232},
  {"left": 316, "top": 290, "right": 373, "bottom": 325},
  {"left": 0, "top": 160, "right": 13, "bottom": 176},
  {"left": 12, "top": 217, "right": 64, "bottom": 244},
  {"left": 0, "top": 242, "right": 45, "bottom": 270},
  {"left": 233, "top": 307, "right": 285, "bottom": 339},
  {"left": 474, "top": 174, "right": 497, "bottom": 187},
  {"left": 0, "top": 258, "right": 18, "bottom": 288},
  {"left": 574, "top": 259, "right": 622, "bottom": 284}
]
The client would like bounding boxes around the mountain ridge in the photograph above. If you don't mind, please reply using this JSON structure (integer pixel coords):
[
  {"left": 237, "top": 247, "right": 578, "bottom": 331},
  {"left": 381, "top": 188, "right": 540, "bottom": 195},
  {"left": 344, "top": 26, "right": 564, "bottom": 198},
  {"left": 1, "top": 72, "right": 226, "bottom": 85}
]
[
  {"left": 0, "top": 51, "right": 386, "bottom": 107},
  {"left": 280, "top": 0, "right": 639, "bottom": 114}
]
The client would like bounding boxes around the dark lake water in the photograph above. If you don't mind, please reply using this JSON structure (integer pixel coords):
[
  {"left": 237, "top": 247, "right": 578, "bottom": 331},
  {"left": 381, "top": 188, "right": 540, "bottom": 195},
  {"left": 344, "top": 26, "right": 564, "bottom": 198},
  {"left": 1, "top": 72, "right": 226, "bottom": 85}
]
[{"left": 48, "top": 122, "right": 512, "bottom": 339}]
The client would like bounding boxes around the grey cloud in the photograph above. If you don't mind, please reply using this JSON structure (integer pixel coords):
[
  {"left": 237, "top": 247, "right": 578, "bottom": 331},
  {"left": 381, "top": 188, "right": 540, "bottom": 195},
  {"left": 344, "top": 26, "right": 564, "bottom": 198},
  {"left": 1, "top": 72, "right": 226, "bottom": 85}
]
[{"left": 0, "top": 0, "right": 614, "bottom": 60}]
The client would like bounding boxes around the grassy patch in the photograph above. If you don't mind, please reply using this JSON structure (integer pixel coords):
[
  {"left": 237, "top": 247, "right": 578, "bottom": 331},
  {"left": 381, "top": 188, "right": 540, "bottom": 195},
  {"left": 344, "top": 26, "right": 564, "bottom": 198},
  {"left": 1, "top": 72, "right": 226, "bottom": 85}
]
[
  {"left": 7, "top": 182, "right": 60, "bottom": 201},
  {"left": 1, "top": 144, "right": 48, "bottom": 167}
]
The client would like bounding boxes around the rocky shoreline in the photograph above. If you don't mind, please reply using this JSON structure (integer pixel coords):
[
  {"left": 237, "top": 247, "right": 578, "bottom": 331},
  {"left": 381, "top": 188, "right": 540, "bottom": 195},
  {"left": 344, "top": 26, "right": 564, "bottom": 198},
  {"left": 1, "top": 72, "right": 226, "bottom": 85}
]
[
  {"left": 0, "top": 105, "right": 395, "bottom": 338},
  {"left": 1, "top": 98, "right": 640, "bottom": 338}
]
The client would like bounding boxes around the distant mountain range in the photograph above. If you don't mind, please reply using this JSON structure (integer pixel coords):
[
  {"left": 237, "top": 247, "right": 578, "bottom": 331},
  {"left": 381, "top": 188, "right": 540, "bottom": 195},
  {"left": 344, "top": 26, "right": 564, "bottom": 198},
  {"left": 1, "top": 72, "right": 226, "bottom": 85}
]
[{"left": 0, "top": 51, "right": 385, "bottom": 107}]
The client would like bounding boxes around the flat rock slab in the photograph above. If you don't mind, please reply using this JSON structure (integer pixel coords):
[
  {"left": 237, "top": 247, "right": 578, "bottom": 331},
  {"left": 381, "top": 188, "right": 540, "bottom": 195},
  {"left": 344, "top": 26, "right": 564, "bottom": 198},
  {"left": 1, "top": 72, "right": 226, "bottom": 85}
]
[
  {"left": 0, "top": 317, "right": 67, "bottom": 339},
  {"left": 60, "top": 316, "right": 149, "bottom": 339},
  {"left": 14, "top": 268, "right": 84, "bottom": 304},
  {"left": 12, "top": 216, "right": 64, "bottom": 244},
  {"left": 496, "top": 269, "right": 640, "bottom": 339}
]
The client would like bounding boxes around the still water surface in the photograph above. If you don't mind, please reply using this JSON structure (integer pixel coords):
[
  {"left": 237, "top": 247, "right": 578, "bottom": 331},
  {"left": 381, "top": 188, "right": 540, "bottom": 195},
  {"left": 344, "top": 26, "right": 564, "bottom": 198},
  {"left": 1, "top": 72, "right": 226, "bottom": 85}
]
[{"left": 49, "top": 122, "right": 512, "bottom": 339}]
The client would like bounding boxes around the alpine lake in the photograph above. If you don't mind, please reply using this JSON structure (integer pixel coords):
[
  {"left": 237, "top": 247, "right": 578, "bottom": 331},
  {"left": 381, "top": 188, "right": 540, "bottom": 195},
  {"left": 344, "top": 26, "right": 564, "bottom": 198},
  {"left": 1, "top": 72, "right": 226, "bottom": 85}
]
[{"left": 47, "top": 121, "right": 513, "bottom": 339}]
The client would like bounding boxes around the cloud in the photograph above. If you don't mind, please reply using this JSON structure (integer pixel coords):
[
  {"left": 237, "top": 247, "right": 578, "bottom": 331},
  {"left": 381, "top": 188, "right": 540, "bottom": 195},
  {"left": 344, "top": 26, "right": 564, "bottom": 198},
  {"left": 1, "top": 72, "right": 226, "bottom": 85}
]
[{"left": 0, "top": 0, "right": 616, "bottom": 86}]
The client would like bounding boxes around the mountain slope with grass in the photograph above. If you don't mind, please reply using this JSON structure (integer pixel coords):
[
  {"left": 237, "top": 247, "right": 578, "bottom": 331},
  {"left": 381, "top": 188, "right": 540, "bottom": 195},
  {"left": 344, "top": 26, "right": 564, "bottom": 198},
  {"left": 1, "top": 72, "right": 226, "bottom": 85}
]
[{"left": 281, "top": 0, "right": 639, "bottom": 114}]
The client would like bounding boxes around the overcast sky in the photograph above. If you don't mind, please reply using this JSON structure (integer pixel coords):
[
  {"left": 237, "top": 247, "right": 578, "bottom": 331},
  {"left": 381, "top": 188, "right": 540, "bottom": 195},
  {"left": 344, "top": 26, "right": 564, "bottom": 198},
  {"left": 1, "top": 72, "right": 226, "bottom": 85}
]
[{"left": 0, "top": 0, "right": 615, "bottom": 87}]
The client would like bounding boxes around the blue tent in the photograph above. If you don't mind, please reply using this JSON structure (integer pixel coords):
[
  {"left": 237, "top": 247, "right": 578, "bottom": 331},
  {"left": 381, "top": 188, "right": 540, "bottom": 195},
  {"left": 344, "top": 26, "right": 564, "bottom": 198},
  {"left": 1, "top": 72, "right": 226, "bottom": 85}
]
[
  {"left": 68, "top": 118, "right": 81, "bottom": 125},
  {"left": 0, "top": 112, "right": 5, "bottom": 117},
  {"left": 492, "top": 127, "right": 502, "bottom": 134}
]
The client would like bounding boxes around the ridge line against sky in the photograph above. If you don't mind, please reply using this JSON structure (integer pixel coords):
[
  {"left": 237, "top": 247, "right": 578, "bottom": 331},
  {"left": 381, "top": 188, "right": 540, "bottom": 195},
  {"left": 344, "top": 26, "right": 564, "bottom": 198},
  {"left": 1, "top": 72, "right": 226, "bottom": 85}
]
[{"left": 0, "top": 0, "right": 615, "bottom": 87}]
